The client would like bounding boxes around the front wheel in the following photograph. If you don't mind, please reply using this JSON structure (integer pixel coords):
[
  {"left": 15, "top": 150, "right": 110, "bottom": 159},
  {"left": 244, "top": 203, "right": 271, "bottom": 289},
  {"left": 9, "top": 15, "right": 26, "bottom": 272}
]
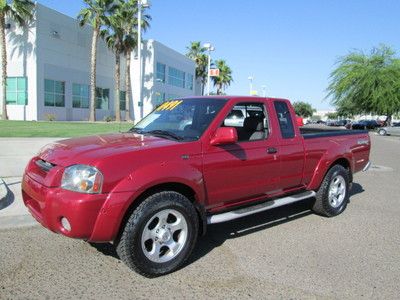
[
  {"left": 378, "top": 129, "right": 387, "bottom": 136},
  {"left": 116, "top": 191, "right": 199, "bottom": 277},
  {"left": 312, "top": 165, "right": 350, "bottom": 217}
]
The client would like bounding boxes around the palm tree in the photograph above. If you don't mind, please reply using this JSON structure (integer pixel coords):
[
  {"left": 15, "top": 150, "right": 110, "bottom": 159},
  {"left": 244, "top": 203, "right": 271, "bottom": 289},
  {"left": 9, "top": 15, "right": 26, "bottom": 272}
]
[
  {"left": 186, "top": 41, "right": 208, "bottom": 95},
  {"left": 119, "top": 0, "right": 150, "bottom": 123},
  {"left": 77, "top": 0, "right": 116, "bottom": 122},
  {"left": 1, "top": 0, "right": 34, "bottom": 120},
  {"left": 211, "top": 59, "right": 233, "bottom": 95},
  {"left": 102, "top": 1, "right": 125, "bottom": 122}
]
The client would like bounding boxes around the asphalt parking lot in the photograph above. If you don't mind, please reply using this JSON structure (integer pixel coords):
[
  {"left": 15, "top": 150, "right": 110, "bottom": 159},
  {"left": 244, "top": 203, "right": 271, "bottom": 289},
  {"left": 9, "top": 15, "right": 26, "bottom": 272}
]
[{"left": 0, "top": 134, "right": 399, "bottom": 299}]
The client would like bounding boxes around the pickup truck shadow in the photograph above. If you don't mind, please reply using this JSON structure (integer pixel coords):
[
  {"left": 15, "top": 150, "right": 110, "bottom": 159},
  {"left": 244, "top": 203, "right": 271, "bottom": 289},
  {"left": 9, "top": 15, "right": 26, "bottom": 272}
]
[
  {"left": 189, "top": 199, "right": 314, "bottom": 265},
  {"left": 89, "top": 183, "right": 365, "bottom": 267},
  {"left": 189, "top": 182, "right": 365, "bottom": 266}
]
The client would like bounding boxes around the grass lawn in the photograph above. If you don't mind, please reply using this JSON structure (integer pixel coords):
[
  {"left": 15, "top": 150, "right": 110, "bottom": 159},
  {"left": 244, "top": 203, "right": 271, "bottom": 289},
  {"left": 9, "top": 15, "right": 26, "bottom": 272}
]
[{"left": 0, "top": 120, "right": 133, "bottom": 137}]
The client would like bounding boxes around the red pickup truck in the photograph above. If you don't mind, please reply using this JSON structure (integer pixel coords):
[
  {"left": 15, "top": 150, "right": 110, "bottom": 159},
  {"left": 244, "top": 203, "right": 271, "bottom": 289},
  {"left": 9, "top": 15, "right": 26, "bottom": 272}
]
[{"left": 22, "top": 96, "right": 371, "bottom": 277}]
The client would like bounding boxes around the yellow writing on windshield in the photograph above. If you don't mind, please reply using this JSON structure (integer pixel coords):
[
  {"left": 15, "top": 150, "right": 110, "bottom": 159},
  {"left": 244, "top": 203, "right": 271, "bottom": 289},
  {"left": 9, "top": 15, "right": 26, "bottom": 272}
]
[{"left": 156, "top": 100, "right": 183, "bottom": 111}]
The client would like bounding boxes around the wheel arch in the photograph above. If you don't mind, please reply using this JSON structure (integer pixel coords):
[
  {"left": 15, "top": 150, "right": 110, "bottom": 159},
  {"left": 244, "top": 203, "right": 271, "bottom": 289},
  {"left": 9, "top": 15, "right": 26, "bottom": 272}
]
[
  {"left": 308, "top": 156, "right": 353, "bottom": 191},
  {"left": 115, "top": 182, "right": 207, "bottom": 243}
]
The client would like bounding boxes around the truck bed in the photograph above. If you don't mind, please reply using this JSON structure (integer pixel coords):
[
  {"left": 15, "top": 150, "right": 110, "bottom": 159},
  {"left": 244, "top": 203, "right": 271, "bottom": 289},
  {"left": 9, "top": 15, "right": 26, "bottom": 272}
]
[{"left": 300, "top": 126, "right": 367, "bottom": 139}]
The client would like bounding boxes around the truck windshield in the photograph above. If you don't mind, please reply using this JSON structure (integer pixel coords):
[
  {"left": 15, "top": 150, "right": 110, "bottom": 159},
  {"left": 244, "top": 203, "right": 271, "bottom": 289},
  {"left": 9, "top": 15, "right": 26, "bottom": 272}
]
[{"left": 129, "top": 98, "right": 227, "bottom": 141}]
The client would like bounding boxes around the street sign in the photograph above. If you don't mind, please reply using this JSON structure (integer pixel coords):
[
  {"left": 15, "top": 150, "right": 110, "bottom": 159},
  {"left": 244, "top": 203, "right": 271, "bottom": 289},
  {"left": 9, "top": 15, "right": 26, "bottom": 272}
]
[{"left": 209, "top": 68, "right": 220, "bottom": 77}]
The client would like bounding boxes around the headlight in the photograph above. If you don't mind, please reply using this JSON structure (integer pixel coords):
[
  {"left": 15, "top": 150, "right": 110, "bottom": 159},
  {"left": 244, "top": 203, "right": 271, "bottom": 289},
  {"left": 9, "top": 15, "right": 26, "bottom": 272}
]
[{"left": 61, "top": 165, "right": 103, "bottom": 194}]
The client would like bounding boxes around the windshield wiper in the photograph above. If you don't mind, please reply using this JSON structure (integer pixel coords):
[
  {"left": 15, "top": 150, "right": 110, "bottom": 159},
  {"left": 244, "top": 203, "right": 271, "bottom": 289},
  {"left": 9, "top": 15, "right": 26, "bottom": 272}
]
[
  {"left": 128, "top": 127, "right": 145, "bottom": 134},
  {"left": 144, "top": 130, "right": 184, "bottom": 141}
]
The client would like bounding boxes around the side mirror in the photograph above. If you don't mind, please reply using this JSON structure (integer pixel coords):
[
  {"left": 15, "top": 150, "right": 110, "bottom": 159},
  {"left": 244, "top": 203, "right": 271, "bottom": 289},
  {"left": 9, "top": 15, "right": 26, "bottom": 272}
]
[{"left": 210, "top": 127, "right": 238, "bottom": 146}]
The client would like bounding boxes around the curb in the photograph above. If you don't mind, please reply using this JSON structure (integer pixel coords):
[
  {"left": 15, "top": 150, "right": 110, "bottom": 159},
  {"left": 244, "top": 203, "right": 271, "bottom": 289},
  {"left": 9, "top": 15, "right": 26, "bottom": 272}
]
[{"left": 0, "top": 177, "right": 8, "bottom": 206}]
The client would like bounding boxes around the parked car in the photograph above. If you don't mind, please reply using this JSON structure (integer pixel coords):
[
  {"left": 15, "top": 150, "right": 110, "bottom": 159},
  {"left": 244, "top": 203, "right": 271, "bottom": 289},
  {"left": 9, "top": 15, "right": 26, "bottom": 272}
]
[
  {"left": 351, "top": 120, "right": 380, "bottom": 130},
  {"left": 333, "top": 119, "right": 351, "bottom": 127},
  {"left": 22, "top": 96, "right": 371, "bottom": 277},
  {"left": 378, "top": 123, "right": 400, "bottom": 136},
  {"left": 223, "top": 105, "right": 263, "bottom": 127},
  {"left": 326, "top": 120, "right": 336, "bottom": 126}
]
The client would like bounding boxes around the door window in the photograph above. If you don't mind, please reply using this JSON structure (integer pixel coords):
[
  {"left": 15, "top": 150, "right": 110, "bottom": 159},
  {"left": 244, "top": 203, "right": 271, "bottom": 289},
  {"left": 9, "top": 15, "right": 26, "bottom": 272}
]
[{"left": 223, "top": 102, "right": 268, "bottom": 142}]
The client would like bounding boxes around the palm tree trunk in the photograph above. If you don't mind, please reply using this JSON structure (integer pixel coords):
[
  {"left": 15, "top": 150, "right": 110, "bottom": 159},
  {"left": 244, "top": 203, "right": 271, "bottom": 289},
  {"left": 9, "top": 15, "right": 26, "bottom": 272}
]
[
  {"left": 385, "top": 113, "right": 392, "bottom": 126},
  {"left": 89, "top": 25, "right": 99, "bottom": 122},
  {"left": 114, "top": 51, "right": 121, "bottom": 122},
  {"left": 0, "top": 13, "right": 8, "bottom": 120},
  {"left": 125, "top": 51, "right": 133, "bottom": 122}
]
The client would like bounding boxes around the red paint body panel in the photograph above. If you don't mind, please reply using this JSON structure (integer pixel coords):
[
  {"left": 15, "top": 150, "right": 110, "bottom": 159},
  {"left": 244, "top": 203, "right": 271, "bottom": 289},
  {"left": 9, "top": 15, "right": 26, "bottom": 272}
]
[{"left": 22, "top": 96, "right": 371, "bottom": 242}]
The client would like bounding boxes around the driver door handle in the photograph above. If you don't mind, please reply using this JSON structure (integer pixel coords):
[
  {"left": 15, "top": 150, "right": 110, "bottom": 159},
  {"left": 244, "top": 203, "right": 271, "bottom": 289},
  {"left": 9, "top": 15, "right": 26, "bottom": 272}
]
[{"left": 267, "top": 147, "right": 278, "bottom": 154}]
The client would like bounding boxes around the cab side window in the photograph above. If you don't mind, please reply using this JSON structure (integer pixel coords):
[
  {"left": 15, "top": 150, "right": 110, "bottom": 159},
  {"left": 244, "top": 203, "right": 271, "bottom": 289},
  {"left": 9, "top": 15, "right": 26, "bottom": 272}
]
[
  {"left": 274, "top": 101, "right": 295, "bottom": 139},
  {"left": 223, "top": 102, "right": 269, "bottom": 142}
]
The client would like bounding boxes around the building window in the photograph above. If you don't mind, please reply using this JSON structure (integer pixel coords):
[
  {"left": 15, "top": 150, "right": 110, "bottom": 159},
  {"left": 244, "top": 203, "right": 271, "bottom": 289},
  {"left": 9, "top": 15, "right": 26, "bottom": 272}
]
[
  {"left": 95, "top": 87, "right": 109, "bottom": 109},
  {"left": 72, "top": 83, "right": 89, "bottom": 108},
  {"left": 168, "top": 67, "right": 185, "bottom": 88},
  {"left": 156, "top": 62, "right": 166, "bottom": 83},
  {"left": 154, "top": 92, "right": 165, "bottom": 106},
  {"left": 6, "top": 77, "right": 27, "bottom": 105},
  {"left": 45, "top": 79, "right": 65, "bottom": 107},
  {"left": 186, "top": 73, "right": 194, "bottom": 90},
  {"left": 120, "top": 91, "right": 126, "bottom": 111},
  {"left": 167, "top": 94, "right": 180, "bottom": 100}
]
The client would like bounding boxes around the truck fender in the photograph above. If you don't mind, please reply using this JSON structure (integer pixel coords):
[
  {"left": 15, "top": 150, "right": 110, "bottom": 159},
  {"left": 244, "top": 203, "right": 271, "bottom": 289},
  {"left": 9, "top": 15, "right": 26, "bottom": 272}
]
[
  {"left": 112, "top": 161, "right": 205, "bottom": 201},
  {"left": 90, "top": 161, "right": 206, "bottom": 242}
]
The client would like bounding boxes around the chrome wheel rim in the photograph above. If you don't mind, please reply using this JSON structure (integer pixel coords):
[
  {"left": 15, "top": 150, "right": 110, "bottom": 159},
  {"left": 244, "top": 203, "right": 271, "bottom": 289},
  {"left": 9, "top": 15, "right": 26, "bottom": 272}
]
[
  {"left": 141, "top": 209, "right": 188, "bottom": 263},
  {"left": 328, "top": 175, "right": 346, "bottom": 208}
]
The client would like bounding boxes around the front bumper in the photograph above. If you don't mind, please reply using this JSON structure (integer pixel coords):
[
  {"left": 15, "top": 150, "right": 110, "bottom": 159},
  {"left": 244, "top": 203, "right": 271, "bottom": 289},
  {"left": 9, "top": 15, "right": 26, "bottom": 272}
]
[{"left": 22, "top": 173, "right": 133, "bottom": 242}]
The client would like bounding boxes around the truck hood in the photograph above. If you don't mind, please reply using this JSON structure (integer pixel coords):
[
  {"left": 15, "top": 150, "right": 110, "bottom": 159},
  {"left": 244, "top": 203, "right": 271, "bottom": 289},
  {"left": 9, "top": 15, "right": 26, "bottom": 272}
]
[{"left": 38, "top": 133, "right": 178, "bottom": 167}]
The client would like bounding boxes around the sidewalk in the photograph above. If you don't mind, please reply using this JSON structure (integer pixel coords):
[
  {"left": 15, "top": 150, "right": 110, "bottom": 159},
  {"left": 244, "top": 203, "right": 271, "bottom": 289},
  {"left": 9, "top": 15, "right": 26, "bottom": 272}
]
[{"left": 0, "top": 138, "right": 62, "bottom": 229}]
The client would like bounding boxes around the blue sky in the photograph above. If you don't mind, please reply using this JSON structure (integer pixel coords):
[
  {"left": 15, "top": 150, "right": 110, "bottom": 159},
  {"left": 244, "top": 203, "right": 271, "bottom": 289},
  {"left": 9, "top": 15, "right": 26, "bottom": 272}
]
[{"left": 38, "top": 0, "right": 400, "bottom": 110}]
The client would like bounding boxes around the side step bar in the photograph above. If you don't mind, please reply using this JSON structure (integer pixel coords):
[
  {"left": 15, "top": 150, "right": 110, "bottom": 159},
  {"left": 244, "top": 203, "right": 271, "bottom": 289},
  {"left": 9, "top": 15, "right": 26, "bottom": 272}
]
[{"left": 207, "top": 190, "right": 316, "bottom": 224}]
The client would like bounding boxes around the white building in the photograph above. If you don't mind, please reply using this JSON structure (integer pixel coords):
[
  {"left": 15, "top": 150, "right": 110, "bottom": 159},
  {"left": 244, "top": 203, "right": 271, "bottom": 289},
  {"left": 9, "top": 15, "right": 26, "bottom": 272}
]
[{"left": 1, "top": 3, "right": 197, "bottom": 121}]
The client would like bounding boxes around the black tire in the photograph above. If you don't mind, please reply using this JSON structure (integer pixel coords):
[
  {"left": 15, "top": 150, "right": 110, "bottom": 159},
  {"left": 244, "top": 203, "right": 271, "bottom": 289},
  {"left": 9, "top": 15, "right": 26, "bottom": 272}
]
[
  {"left": 378, "top": 129, "right": 387, "bottom": 136},
  {"left": 312, "top": 165, "right": 350, "bottom": 217},
  {"left": 116, "top": 191, "right": 198, "bottom": 277}
]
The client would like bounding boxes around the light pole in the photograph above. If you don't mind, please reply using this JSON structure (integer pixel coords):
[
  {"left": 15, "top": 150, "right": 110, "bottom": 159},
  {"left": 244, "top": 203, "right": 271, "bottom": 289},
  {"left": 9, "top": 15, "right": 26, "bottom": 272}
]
[
  {"left": 138, "top": 0, "right": 150, "bottom": 119},
  {"left": 203, "top": 42, "right": 215, "bottom": 95},
  {"left": 248, "top": 76, "right": 253, "bottom": 95},
  {"left": 261, "top": 85, "right": 266, "bottom": 97}
]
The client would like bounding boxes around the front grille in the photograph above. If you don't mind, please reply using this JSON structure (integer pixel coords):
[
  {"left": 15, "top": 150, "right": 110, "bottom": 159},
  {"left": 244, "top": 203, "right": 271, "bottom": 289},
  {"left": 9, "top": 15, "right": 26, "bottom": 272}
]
[{"left": 35, "top": 159, "right": 55, "bottom": 172}]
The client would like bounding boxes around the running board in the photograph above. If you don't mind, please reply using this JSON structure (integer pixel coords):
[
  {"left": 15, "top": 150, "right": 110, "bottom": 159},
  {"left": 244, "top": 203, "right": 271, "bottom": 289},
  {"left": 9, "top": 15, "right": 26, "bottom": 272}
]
[{"left": 207, "top": 190, "right": 316, "bottom": 224}]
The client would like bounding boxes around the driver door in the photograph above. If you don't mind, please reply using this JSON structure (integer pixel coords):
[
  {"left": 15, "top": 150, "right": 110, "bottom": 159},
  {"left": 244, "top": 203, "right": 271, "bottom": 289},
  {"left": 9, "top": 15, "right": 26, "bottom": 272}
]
[{"left": 202, "top": 101, "right": 280, "bottom": 211}]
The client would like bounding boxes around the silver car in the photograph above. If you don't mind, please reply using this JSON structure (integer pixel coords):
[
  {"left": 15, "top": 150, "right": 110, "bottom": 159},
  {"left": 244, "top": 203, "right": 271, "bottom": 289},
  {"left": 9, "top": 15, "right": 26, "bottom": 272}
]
[{"left": 378, "top": 123, "right": 400, "bottom": 136}]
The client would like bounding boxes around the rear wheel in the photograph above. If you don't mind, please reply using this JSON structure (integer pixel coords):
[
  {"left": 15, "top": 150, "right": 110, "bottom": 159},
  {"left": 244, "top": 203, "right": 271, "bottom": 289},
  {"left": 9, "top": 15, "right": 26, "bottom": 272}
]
[
  {"left": 116, "top": 191, "right": 199, "bottom": 277},
  {"left": 378, "top": 129, "right": 387, "bottom": 136},
  {"left": 312, "top": 165, "right": 350, "bottom": 217}
]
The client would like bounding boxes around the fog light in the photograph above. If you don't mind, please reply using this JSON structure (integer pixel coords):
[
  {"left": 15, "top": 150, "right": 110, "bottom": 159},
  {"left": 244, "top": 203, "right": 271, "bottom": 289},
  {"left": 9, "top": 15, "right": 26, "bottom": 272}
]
[{"left": 61, "top": 217, "right": 71, "bottom": 231}]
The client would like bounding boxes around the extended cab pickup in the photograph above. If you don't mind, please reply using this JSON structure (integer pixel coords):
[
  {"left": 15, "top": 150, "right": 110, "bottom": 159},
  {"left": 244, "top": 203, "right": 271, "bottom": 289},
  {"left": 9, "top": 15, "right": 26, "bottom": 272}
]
[{"left": 22, "top": 96, "right": 371, "bottom": 277}]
